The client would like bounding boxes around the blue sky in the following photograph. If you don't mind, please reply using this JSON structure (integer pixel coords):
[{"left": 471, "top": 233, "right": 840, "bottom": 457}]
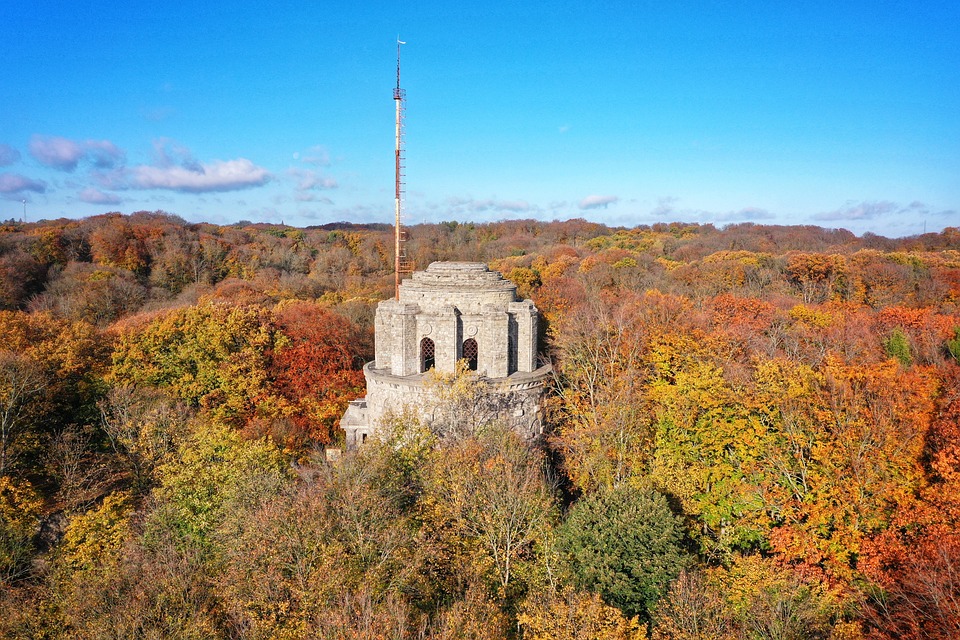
[{"left": 1, "top": 1, "right": 957, "bottom": 237}]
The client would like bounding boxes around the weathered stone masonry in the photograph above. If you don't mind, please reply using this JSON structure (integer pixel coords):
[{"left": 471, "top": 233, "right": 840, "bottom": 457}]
[{"left": 340, "top": 261, "right": 552, "bottom": 447}]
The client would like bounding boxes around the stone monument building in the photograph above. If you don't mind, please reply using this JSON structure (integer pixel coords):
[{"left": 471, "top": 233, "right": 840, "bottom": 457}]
[{"left": 340, "top": 261, "right": 551, "bottom": 447}]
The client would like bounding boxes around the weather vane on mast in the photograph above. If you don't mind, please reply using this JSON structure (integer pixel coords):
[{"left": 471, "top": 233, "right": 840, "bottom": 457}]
[{"left": 393, "top": 37, "right": 413, "bottom": 299}]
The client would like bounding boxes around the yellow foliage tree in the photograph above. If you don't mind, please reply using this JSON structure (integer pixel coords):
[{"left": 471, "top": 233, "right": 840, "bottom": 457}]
[{"left": 519, "top": 588, "right": 647, "bottom": 640}]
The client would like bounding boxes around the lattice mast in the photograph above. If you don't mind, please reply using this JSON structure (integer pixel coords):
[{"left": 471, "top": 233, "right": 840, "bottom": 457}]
[{"left": 393, "top": 38, "right": 412, "bottom": 299}]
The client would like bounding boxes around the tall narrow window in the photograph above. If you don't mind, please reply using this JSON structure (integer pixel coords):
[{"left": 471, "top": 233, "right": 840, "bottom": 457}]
[
  {"left": 462, "top": 338, "right": 478, "bottom": 371},
  {"left": 420, "top": 337, "right": 435, "bottom": 372}
]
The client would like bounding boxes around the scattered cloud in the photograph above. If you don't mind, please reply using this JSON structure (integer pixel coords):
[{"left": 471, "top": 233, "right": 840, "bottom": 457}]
[
  {"left": 295, "top": 192, "right": 334, "bottom": 204},
  {"left": 78, "top": 187, "right": 122, "bottom": 204},
  {"left": 579, "top": 194, "right": 619, "bottom": 210},
  {"left": 30, "top": 135, "right": 84, "bottom": 170},
  {"left": 84, "top": 140, "right": 125, "bottom": 168},
  {"left": 808, "top": 200, "right": 956, "bottom": 235},
  {"left": 558, "top": 125, "right": 571, "bottom": 134},
  {"left": 151, "top": 138, "right": 199, "bottom": 170},
  {"left": 288, "top": 167, "right": 337, "bottom": 191},
  {"left": 641, "top": 197, "right": 776, "bottom": 225},
  {"left": 76, "top": 140, "right": 272, "bottom": 194},
  {"left": 29, "top": 135, "right": 125, "bottom": 171},
  {"left": 651, "top": 196, "right": 679, "bottom": 217},
  {"left": 329, "top": 203, "right": 383, "bottom": 222},
  {"left": 440, "top": 197, "right": 536, "bottom": 218},
  {"left": 476, "top": 199, "right": 532, "bottom": 213},
  {"left": 813, "top": 200, "right": 899, "bottom": 222},
  {"left": 131, "top": 158, "right": 271, "bottom": 193},
  {"left": 0, "top": 172, "right": 47, "bottom": 194},
  {"left": 443, "top": 196, "right": 473, "bottom": 208},
  {"left": 299, "top": 145, "right": 331, "bottom": 166},
  {"left": 90, "top": 168, "right": 130, "bottom": 190},
  {"left": 715, "top": 207, "right": 775, "bottom": 222},
  {"left": 0, "top": 144, "right": 20, "bottom": 166}
]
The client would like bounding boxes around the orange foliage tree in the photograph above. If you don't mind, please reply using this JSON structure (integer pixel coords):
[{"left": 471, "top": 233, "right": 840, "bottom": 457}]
[
  {"left": 262, "top": 301, "right": 371, "bottom": 448},
  {"left": 859, "top": 367, "right": 960, "bottom": 639}
]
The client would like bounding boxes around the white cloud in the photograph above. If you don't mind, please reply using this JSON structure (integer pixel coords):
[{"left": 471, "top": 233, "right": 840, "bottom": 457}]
[
  {"left": 150, "top": 138, "right": 200, "bottom": 169},
  {"left": 0, "top": 144, "right": 20, "bottom": 167},
  {"left": 288, "top": 167, "right": 337, "bottom": 191},
  {"left": 442, "top": 197, "right": 536, "bottom": 216},
  {"left": 78, "top": 187, "right": 122, "bottom": 204},
  {"left": 84, "top": 140, "right": 125, "bottom": 168},
  {"left": 651, "top": 196, "right": 679, "bottom": 217},
  {"left": 467, "top": 199, "right": 531, "bottom": 213},
  {"left": 0, "top": 172, "right": 46, "bottom": 194},
  {"left": 90, "top": 168, "right": 129, "bottom": 190},
  {"left": 579, "top": 194, "right": 619, "bottom": 210},
  {"left": 932, "top": 208, "right": 958, "bottom": 219},
  {"left": 444, "top": 196, "right": 473, "bottom": 208},
  {"left": 30, "top": 135, "right": 84, "bottom": 170},
  {"left": 29, "top": 135, "right": 125, "bottom": 171},
  {"left": 808, "top": 200, "right": 957, "bottom": 235},
  {"left": 131, "top": 158, "right": 271, "bottom": 193},
  {"left": 813, "top": 200, "right": 899, "bottom": 222},
  {"left": 714, "top": 207, "right": 775, "bottom": 222},
  {"left": 295, "top": 192, "right": 334, "bottom": 204}
]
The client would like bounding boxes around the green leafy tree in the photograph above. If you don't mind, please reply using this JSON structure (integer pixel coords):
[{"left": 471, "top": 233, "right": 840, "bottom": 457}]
[
  {"left": 559, "top": 483, "right": 690, "bottom": 621},
  {"left": 947, "top": 326, "right": 960, "bottom": 363},
  {"left": 883, "top": 327, "right": 913, "bottom": 366}
]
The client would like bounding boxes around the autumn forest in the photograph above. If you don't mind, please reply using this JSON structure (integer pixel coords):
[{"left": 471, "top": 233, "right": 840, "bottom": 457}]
[{"left": 1, "top": 211, "right": 959, "bottom": 639}]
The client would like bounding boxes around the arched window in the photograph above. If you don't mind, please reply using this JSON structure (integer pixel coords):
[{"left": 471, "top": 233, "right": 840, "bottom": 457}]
[
  {"left": 420, "top": 337, "right": 435, "bottom": 372},
  {"left": 462, "top": 338, "right": 478, "bottom": 371}
]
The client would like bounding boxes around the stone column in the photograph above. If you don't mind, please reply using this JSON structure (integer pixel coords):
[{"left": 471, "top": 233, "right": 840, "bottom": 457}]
[
  {"left": 374, "top": 301, "right": 394, "bottom": 369},
  {"left": 391, "top": 303, "right": 420, "bottom": 376},
  {"left": 434, "top": 306, "right": 460, "bottom": 373},
  {"left": 509, "top": 301, "right": 538, "bottom": 372},
  {"left": 481, "top": 305, "right": 509, "bottom": 378}
]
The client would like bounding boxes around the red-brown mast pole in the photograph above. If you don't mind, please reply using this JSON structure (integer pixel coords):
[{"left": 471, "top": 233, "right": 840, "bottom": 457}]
[{"left": 393, "top": 39, "right": 405, "bottom": 299}]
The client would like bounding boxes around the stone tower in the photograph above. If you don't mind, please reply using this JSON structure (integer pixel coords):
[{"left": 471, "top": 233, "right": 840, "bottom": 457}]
[{"left": 340, "top": 261, "right": 552, "bottom": 447}]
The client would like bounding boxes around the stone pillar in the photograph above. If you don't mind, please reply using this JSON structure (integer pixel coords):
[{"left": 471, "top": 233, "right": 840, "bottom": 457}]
[
  {"left": 509, "top": 301, "right": 538, "bottom": 373},
  {"left": 481, "top": 305, "right": 509, "bottom": 378},
  {"left": 391, "top": 303, "right": 420, "bottom": 376},
  {"left": 374, "top": 302, "right": 394, "bottom": 369},
  {"left": 434, "top": 306, "right": 460, "bottom": 373}
]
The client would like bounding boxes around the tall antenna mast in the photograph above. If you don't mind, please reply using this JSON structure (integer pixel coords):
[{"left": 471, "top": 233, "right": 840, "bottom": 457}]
[{"left": 393, "top": 38, "right": 413, "bottom": 298}]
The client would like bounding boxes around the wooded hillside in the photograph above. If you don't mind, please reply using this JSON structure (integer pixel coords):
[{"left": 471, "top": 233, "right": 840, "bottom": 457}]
[{"left": 2, "top": 212, "right": 959, "bottom": 638}]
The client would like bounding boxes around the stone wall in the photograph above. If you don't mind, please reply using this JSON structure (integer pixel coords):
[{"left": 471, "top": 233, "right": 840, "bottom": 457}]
[
  {"left": 343, "top": 261, "right": 551, "bottom": 447},
  {"left": 342, "top": 362, "right": 551, "bottom": 448},
  {"left": 374, "top": 262, "right": 540, "bottom": 378}
]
